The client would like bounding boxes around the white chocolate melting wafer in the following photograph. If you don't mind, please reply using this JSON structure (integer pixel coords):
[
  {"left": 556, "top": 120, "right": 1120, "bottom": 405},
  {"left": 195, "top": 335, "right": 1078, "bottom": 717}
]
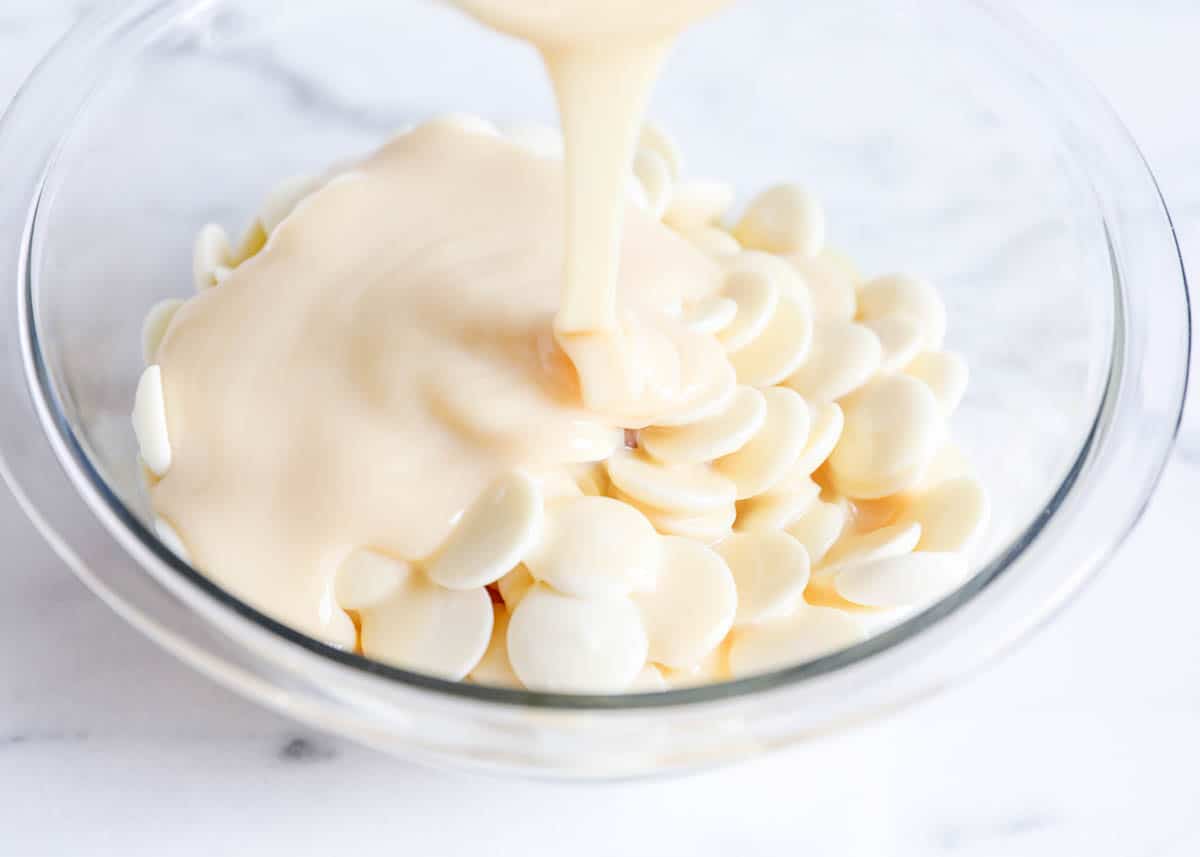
[
  {"left": 860, "top": 312, "right": 923, "bottom": 373},
  {"left": 790, "top": 248, "right": 858, "bottom": 323},
  {"left": 681, "top": 296, "right": 738, "bottom": 335},
  {"left": 716, "top": 530, "right": 811, "bottom": 627},
  {"left": 623, "top": 493, "right": 736, "bottom": 544},
  {"left": 606, "top": 449, "right": 737, "bottom": 514},
  {"left": 507, "top": 584, "right": 648, "bottom": 693},
  {"left": 785, "top": 500, "right": 846, "bottom": 565},
  {"left": 857, "top": 274, "right": 946, "bottom": 351},
  {"left": 334, "top": 548, "right": 410, "bottom": 611},
  {"left": 834, "top": 551, "right": 966, "bottom": 608},
  {"left": 786, "top": 321, "right": 881, "bottom": 402},
  {"left": 470, "top": 604, "right": 521, "bottom": 688},
  {"left": 905, "top": 351, "right": 968, "bottom": 416},
  {"left": 496, "top": 564, "right": 535, "bottom": 609},
  {"left": 524, "top": 495, "right": 660, "bottom": 597},
  {"left": 828, "top": 375, "right": 942, "bottom": 499},
  {"left": 728, "top": 292, "right": 813, "bottom": 386},
  {"left": 427, "top": 471, "right": 544, "bottom": 590},
  {"left": 141, "top": 298, "right": 184, "bottom": 364},
  {"left": 635, "top": 537, "right": 736, "bottom": 669},
  {"left": 153, "top": 517, "right": 190, "bottom": 563},
  {"left": 822, "top": 521, "right": 922, "bottom": 571},
  {"left": 715, "top": 387, "right": 810, "bottom": 499},
  {"left": 663, "top": 179, "right": 735, "bottom": 230},
  {"left": 735, "top": 478, "right": 820, "bottom": 532},
  {"left": 898, "top": 476, "right": 989, "bottom": 553},
  {"left": 683, "top": 226, "right": 741, "bottom": 259},
  {"left": 733, "top": 183, "right": 825, "bottom": 258},
  {"left": 192, "top": 224, "right": 233, "bottom": 291},
  {"left": 789, "top": 401, "right": 844, "bottom": 476},
  {"left": 132, "top": 365, "right": 171, "bottom": 477},
  {"left": 729, "top": 605, "right": 865, "bottom": 678},
  {"left": 632, "top": 148, "right": 673, "bottom": 220},
  {"left": 631, "top": 664, "right": 667, "bottom": 691},
  {"left": 638, "top": 121, "right": 684, "bottom": 179},
  {"left": 717, "top": 269, "right": 780, "bottom": 353},
  {"left": 360, "top": 575, "right": 493, "bottom": 680},
  {"left": 640, "top": 386, "right": 766, "bottom": 465}
]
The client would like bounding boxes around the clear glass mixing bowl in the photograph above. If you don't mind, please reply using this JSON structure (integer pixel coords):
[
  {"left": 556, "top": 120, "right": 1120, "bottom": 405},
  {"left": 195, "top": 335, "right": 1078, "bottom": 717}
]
[{"left": 0, "top": 0, "right": 1188, "bottom": 778}]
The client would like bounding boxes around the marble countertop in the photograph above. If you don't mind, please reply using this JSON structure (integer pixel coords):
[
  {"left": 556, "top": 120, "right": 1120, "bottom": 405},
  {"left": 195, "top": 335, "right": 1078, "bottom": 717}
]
[{"left": 2, "top": 1, "right": 1199, "bottom": 855}]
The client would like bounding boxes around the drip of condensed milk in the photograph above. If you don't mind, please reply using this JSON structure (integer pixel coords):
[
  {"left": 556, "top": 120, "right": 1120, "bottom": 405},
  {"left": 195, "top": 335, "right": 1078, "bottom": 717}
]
[{"left": 453, "top": 0, "right": 734, "bottom": 419}]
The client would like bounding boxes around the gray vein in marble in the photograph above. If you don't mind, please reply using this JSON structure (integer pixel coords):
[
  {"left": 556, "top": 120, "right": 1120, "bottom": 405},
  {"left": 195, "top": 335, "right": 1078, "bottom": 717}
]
[
  {"left": 158, "top": 9, "right": 400, "bottom": 135},
  {"left": 931, "top": 811, "right": 1061, "bottom": 852},
  {"left": 278, "top": 736, "right": 338, "bottom": 764}
]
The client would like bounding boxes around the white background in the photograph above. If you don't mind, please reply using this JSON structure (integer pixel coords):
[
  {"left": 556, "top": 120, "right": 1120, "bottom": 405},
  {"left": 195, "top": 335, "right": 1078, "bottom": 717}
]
[{"left": 2, "top": 2, "right": 1199, "bottom": 855}]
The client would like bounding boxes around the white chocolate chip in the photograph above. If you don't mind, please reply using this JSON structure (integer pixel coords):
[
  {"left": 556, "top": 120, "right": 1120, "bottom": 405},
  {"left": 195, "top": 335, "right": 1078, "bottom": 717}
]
[
  {"left": 716, "top": 269, "right": 780, "bottom": 353},
  {"left": 360, "top": 575, "right": 493, "bottom": 680},
  {"left": 507, "top": 584, "right": 648, "bottom": 693},
  {"left": 132, "top": 365, "right": 172, "bottom": 477},
  {"left": 334, "top": 548, "right": 410, "bottom": 611},
  {"left": 785, "top": 500, "right": 847, "bottom": 565},
  {"left": 141, "top": 298, "right": 184, "bottom": 364},
  {"left": 728, "top": 292, "right": 813, "bottom": 387},
  {"left": 640, "top": 386, "right": 766, "bottom": 465},
  {"left": 427, "top": 471, "right": 544, "bottom": 590},
  {"left": 192, "top": 224, "right": 233, "bottom": 291},
  {"left": 524, "top": 495, "right": 660, "bottom": 597},
  {"left": 828, "top": 375, "right": 943, "bottom": 499},
  {"left": 857, "top": 274, "right": 946, "bottom": 350},
  {"left": 715, "top": 387, "right": 810, "bottom": 499},
  {"left": 834, "top": 551, "right": 966, "bottom": 608},
  {"left": 733, "top": 183, "right": 825, "bottom": 257},
  {"left": 899, "top": 476, "right": 989, "bottom": 553},
  {"left": 632, "top": 148, "right": 673, "bottom": 220},
  {"left": 786, "top": 321, "right": 882, "bottom": 402},
  {"left": 635, "top": 537, "right": 737, "bottom": 669},
  {"left": 729, "top": 605, "right": 864, "bottom": 678},
  {"left": 606, "top": 449, "right": 737, "bottom": 515},
  {"left": 905, "top": 351, "right": 968, "bottom": 416},
  {"left": 716, "top": 530, "right": 811, "bottom": 627},
  {"left": 860, "top": 312, "right": 923, "bottom": 372},
  {"left": 663, "top": 179, "right": 735, "bottom": 231}
]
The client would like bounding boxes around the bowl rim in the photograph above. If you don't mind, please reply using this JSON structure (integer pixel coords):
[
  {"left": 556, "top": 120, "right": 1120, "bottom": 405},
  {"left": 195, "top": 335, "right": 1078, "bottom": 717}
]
[{"left": 0, "top": 0, "right": 1191, "bottom": 716}]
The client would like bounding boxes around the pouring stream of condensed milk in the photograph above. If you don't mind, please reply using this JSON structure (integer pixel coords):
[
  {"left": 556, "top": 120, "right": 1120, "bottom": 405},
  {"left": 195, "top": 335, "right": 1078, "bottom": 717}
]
[{"left": 452, "top": 0, "right": 734, "bottom": 419}]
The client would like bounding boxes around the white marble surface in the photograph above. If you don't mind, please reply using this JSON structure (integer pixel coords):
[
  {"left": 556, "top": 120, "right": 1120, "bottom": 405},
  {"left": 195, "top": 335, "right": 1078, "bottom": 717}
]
[{"left": 2, "top": 1, "right": 1200, "bottom": 855}]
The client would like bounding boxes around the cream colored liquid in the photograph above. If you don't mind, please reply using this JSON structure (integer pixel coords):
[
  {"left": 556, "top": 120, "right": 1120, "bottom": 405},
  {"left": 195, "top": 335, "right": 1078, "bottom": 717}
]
[{"left": 153, "top": 1, "right": 733, "bottom": 643}]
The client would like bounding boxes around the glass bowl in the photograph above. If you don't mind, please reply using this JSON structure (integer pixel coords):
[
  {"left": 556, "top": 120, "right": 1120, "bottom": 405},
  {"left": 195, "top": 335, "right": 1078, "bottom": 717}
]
[{"left": 0, "top": 0, "right": 1188, "bottom": 778}]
